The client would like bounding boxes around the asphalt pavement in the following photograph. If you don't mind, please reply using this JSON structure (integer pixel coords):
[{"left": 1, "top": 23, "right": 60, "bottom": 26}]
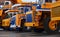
[{"left": 0, "top": 31, "right": 60, "bottom": 37}]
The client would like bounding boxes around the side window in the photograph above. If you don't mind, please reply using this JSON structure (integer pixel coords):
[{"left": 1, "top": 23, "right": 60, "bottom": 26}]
[
  {"left": 10, "top": 13, "right": 12, "bottom": 17},
  {"left": 11, "top": 12, "right": 14, "bottom": 17},
  {"left": 14, "top": 12, "right": 16, "bottom": 15},
  {"left": 38, "top": 0, "right": 44, "bottom": 4},
  {"left": 18, "top": 7, "right": 24, "bottom": 14},
  {"left": 12, "top": 12, "right": 16, "bottom": 16},
  {"left": 5, "top": 13, "right": 10, "bottom": 19},
  {"left": 24, "top": 7, "right": 31, "bottom": 13},
  {"left": 45, "top": 0, "right": 52, "bottom": 3},
  {"left": 16, "top": 12, "right": 18, "bottom": 14},
  {"left": 5, "top": 2, "right": 9, "bottom": 5},
  {"left": 56, "top": 0, "right": 59, "bottom": 1},
  {"left": 8, "top": 12, "right": 11, "bottom": 17},
  {"left": 4, "top": 1, "right": 11, "bottom": 5},
  {"left": 9, "top": 13, "right": 13, "bottom": 17}
]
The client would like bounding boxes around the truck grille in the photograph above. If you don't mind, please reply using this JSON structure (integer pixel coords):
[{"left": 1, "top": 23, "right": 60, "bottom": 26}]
[{"left": 52, "top": 6, "right": 60, "bottom": 17}]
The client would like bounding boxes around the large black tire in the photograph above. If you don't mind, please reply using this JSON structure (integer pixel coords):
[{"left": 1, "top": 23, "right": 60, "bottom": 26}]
[
  {"left": 21, "top": 19, "right": 26, "bottom": 31},
  {"left": 43, "top": 18, "right": 59, "bottom": 34}
]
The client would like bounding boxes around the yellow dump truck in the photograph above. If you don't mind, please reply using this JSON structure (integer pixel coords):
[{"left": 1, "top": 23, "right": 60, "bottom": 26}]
[
  {"left": 0, "top": 9, "right": 10, "bottom": 30},
  {"left": 36, "top": 0, "right": 60, "bottom": 33},
  {"left": 24, "top": 0, "right": 60, "bottom": 33}
]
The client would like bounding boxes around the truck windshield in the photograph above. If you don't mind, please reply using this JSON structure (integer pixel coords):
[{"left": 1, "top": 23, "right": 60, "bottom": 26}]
[
  {"left": 7, "top": 12, "right": 17, "bottom": 18},
  {"left": 4, "top": 13, "right": 10, "bottom": 19},
  {"left": 45, "top": 0, "right": 52, "bottom": 3},
  {"left": 5, "top": 2, "right": 9, "bottom": 5}
]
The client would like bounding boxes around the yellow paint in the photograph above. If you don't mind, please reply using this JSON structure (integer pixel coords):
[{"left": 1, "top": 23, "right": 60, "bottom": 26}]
[
  {"left": 2, "top": 18, "right": 10, "bottom": 26},
  {"left": 17, "top": 0, "right": 22, "bottom": 4},
  {"left": 51, "top": 17, "right": 60, "bottom": 21},
  {"left": 41, "top": 1, "right": 60, "bottom": 8},
  {"left": 25, "top": 22, "right": 35, "bottom": 27},
  {"left": 0, "top": 10, "right": 3, "bottom": 16},
  {"left": 48, "top": 1, "right": 60, "bottom": 30},
  {"left": 4, "top": 2, "right": 12, "bottom": 9},
  {"left": 41, "top": 3, "right": 52, "bottom": 8},
  {"left": 26, "top": 11, "right": 32, "bottom": 14},
  {"left": 50, "top": 1, "right": 60, "bottom": 21},
  {"left": 52, "top": 1, "right": 60, "bottom": 8},
  {"left": 6, "top": 10, "right": 19, "bottom": 12},
  {"left": 16, "top": 14, "right": 20, "bottom": 26},
  {"left": 16, "top": 14, "right": 25, "bottom": 26}
]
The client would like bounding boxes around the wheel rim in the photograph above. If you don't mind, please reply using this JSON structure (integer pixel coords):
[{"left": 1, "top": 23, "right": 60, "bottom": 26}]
[{"left": 49, "top": 21, "right": 57, "bottom": 31}]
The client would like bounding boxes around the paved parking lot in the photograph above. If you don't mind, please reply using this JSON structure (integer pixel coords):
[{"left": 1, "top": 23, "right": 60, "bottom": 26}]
[{"left": 0, "top": 31, "right": 60, "bottom": 37}]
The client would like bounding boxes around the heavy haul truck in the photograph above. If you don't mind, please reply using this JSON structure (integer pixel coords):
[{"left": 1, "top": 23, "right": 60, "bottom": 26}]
[
  {"left": 0, "top": 1, "right": 11, "bottom": 30},
  {"left": 38, "top": 0, "right": 60, "bottom": 33},
  {"left": 0, "top": 8, "right": 11, "bottom": 30},
  {"left": 0, "top": 1, "right": 13, "bottom": 30},
  {"left": 40, "top": 0, "right": 60, "bottom": 33},
  {"left": 23, "top": 0, "right": 60, "bottom": 33}
]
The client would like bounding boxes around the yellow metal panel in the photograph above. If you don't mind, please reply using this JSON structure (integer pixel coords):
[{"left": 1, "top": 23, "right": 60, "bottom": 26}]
[
  {"left": 41, "top": 1, "right": 60, "bottom": 8},
  {"left": 34, "top": 22, "right": 39, "bottom": 26},
  {"left": 6, "top": 10, "right": 19, "bottom": 12},
  {"left": 26, "top": 11, "right": 32, "bottom": 14},
  {"left": 25, "top": 22, "right": 40, "bottom": 27},
  {"left": 16, "top": 14, "right": 25, "bottom": 26},
  {"left": 4, "top": 5, "right": 12, "bottom": 9},
  {"left": 51, "top": 5, "right": 60, "bottom": 21},
  {"left": 17, "top": 0, "right": 22, "bottom": 4},
  {"left": 16, "top": 14, "right": 20, "bottom": 26},
  {"left": 25, "top": 22, "right": 35, "bottom": 27},
  {"left": 52, "top": 1, "right": 60, "bottom": 8},
  {"left": 51, "top": 17, "right": 60, "bottom": 21},
  {"left": 0, "top": 10, "right": 3, "bottom": 16},
  {"left": 41, "top": 3, "right": 52, "bottom": 8},
  {"left": 2, "top": 18, "right": 10, "bottom": 26}
]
